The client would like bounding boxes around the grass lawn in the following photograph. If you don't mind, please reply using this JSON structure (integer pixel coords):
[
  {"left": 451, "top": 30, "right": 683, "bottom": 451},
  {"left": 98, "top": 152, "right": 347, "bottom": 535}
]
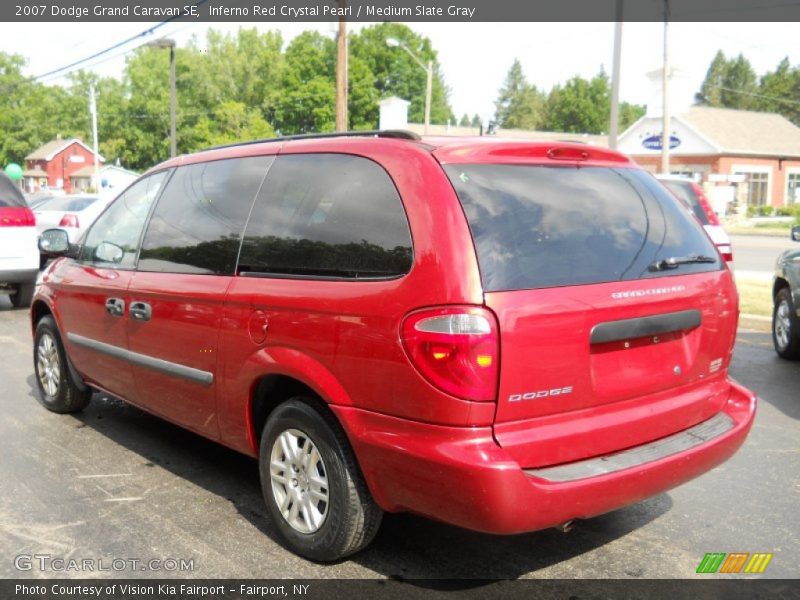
[
  {"left": 736, "top": 277, "right": 773, "bottom": 317},
  {"left": 725, "top": 223, "right": 793, "bottom": 237}
]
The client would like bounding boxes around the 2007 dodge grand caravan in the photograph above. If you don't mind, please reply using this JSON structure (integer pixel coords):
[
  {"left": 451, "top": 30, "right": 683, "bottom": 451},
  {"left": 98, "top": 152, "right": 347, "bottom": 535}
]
[{"left": 32, "top": 131, "right": 756, "bottom": 561}]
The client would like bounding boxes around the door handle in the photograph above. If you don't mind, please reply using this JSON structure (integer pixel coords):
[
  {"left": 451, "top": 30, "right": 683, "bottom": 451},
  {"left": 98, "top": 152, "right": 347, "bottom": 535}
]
[
  {"left": 105, "top": 297, "right": 125, "bottom": 317},
  {"left": 129, "top": 301, "right": 152, "bottom": 322}
]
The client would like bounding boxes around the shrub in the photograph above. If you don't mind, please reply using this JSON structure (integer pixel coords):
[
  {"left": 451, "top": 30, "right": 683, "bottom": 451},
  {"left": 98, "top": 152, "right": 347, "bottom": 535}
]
[{"left": 757, "top": 205, "right": 774, "bottom": 217}]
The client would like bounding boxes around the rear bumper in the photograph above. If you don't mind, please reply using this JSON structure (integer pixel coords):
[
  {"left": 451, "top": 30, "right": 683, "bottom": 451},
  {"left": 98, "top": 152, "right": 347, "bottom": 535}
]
[
  {"left": 333, "top": 380, "right": 756, "bottom": 534},
  {"left": 0, "top": 268, "right": 39, "bottom": 284}
]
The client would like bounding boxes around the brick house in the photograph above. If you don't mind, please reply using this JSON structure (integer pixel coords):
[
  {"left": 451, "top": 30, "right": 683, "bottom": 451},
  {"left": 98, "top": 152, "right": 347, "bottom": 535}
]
[
  {"left": 618, "top": 107, "right": 800, "bottom": 211},
  {"left": 23, "top": 137, "right": 104, "bottom": 194}
]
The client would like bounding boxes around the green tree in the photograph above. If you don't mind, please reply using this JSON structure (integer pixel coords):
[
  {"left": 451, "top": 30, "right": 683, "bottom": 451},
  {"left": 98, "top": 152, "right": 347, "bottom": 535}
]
[
  {"left": 758, "top": 57, "right": 799, "bottom": 123},
  {"left": 350, "top": 23, "right": 454, "bottom": 126},
  {"left": 544, "top": 71, "right": 611, "bottom": 134},
  {"left": 458, "top": 113, "right": 470, "bottom": 127},
  {"left": 470, "top": 114, "right": 482, "bottom": 128},
  {"left": 494, "top": 59, "right": 545, "bottom": 130},
  {"left": 696, "top": 51, "right": 758, "bottom": 110},
  {"left": 696, "top": 50, "right": 728, "bottom": 106}
]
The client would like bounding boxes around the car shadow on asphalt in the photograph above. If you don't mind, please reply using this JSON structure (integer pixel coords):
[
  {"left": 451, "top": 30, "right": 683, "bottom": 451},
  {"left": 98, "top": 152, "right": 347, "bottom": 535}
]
[
  {"left": 734, "top": 331, "right": 800, "bottom": 421},
  {"left": 26, "top": 377, "right": 671, "bottom": 582}
]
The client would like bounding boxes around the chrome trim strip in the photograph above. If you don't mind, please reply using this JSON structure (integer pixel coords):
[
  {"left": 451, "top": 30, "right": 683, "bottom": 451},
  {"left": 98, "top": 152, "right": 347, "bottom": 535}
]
[
  {"left": 525, "top": 412, "right": 735, "bottom": 483},
  {"left": 67, "top": 332, "right": 213, "bottom": 386}
]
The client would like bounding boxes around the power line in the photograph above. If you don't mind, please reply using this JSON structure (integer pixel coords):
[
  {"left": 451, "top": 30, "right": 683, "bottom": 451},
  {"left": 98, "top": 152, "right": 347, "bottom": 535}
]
[
  {"left": 707, "top": 83, "right": 800, "bottom": 107},
  {"left": 32, "top": 0, "right": 208, "bottom": 82}
]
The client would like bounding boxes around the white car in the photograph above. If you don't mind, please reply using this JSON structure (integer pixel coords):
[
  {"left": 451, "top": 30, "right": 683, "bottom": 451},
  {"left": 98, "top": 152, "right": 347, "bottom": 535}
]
[
  {"left": 33, "top": 194, "right": 110, "bottom": 244},
  {"left": 655, "top": 174, "right": 733, "bottom": 262},
  {"left": 0, "top": 173, "right": 38, "bottom": 307}
]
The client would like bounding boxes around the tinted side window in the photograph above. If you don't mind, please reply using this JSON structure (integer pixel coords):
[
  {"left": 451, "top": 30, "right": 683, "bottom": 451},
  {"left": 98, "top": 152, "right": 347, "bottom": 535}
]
[
  {"left": 238, "top": 154, "right": 413, "bottom": 279},
  {"left": 445, "top": 165, "right": 720, "bottom": 292},
  {"left": 138, "top": 157, "right": 272, "bottom": 275},
  {"left": 0, "top": 173, "right": 26, "bottom": 207},
  {"left": 81, "top": 171, "right": 169, "bottom": 267}
]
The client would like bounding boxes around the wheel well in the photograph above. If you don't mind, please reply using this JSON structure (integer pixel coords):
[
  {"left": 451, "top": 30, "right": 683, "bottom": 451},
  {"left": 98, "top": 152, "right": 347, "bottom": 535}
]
[
  {"left": 774, "top": 278, "right": 790, "bottom": 299},
  {"left": 250, "top": 375, "right": 323, "bottom": 447},
  {"left": 30, "top": 300, "right": 52, "bottom": 335}
]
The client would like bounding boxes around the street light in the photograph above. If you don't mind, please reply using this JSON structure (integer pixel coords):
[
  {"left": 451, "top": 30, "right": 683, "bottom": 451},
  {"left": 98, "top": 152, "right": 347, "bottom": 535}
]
[
  {"left": 145, "top": 38, "right": 177, "bottom": 158},
  {"left": 386, "top": 37, "right": 433, "bottom": 134}
]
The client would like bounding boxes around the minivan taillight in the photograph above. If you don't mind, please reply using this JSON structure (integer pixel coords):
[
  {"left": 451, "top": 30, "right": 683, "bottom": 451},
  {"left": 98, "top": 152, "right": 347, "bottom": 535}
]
[
  {"left": 59, "top": 214, "right": 79, "bottom": 228},
  {"left": 401, "top": 306, "right": 499, "bottom": 401},
  {"left": 717, "top": 244, "right": 733, "bottom": 263},
  {"left": 0, "top": 206, "right": 35, "bottom": 226}
]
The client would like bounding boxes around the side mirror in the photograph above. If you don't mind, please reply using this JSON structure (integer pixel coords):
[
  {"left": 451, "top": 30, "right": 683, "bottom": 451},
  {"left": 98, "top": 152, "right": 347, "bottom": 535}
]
[
  {"left": 94, "top": 241, "right": 124, "bottom": 263},
  {"left": 39, "top": 228, "right": 71, "bottom": 255},
  {"left": 792, "top": 225, "right": 800, "bottom": 242}
]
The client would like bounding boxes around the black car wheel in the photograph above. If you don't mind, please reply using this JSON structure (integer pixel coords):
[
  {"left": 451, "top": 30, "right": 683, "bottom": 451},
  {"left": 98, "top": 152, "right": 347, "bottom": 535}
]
[
  {"left": 772, "top": 288, "right": 800, "bottom": 360},
  {"left": 33, "top": 316, "right": 92, "bottom": 413},
  {"left": 259, "top": 398, "right": 382, "bottom": 562}
]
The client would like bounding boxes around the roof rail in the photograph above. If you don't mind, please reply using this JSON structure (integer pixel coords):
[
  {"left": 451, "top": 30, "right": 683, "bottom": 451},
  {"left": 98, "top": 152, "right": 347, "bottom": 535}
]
[{"left": 202, "top": 129, "right": 422, "bottom": 152}]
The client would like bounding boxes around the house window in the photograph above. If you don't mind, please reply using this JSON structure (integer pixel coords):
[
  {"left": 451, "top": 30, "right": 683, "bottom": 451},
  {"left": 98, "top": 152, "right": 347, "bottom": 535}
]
[
  {"left": 733, "top": 169, "right": 770, "bottom": 207},
  {"left": 787, "top": 172, "right": 800, "bottom": 206}
]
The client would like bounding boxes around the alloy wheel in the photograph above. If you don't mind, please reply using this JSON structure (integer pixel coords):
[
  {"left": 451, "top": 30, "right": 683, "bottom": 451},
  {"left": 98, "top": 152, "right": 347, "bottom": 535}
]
[
  {"left": 36, "top": 333, "right": 60, "bottom": 397},
  {"left": 269, "top": 428, "right": 329, "bottom": 534},
  {"left": 774, "top": 299, "right": 792, "bottom": 351}
]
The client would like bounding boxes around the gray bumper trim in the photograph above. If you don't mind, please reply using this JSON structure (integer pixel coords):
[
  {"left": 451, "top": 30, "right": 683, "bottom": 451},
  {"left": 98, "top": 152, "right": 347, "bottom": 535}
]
[
  {"left": 67, "top": 332, "right": 213, "bottom": 386},
  {"left": 524, "top": 412, "right": 735, "bottom": 483}
]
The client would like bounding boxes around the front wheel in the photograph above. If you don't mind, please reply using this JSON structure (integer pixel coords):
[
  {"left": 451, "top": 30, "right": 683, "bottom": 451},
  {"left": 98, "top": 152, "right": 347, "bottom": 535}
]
[
  {"left": 33, "top": 316, "right": 91, "bottom": 413},
  {"left": 10, "top": 282, "right": 34, "bottom": 308},
  {"left": 773, "top": 288, "right": 800, "bottom": 360},
  {"left": 259, "top": 398, "right": 382, "bottom": 562}
]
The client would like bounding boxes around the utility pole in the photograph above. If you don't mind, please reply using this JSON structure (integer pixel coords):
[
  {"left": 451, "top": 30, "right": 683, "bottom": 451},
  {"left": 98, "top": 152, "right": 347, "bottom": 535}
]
[
  {"left": 608, "top": 0, "right": 624, "bottom": 149},
  {"left": 89, "top": 83, "right": 100, "bottom": 192},
  {"left": 335, "top": 1, "right": 348, "bottom": 132},
  {"left": 661, "top": 0, "right": 671, "bottom": 174}
]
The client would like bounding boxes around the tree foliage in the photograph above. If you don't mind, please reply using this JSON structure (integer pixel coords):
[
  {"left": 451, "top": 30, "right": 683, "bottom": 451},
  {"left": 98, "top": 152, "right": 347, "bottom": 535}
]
[
  {"left": 0, "top": 24, "right": 454, "bottom": 171},
  {"left": 492, "top": 61, "right": 644, "bottom": 135},
  {"left": 696, "top": 50, "right": 800, "bottom": 124}
]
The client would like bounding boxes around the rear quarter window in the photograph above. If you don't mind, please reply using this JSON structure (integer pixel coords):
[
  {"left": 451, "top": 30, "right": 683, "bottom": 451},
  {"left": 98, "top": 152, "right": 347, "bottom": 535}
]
[
  {"left": 445, "top": 164, "right": 721, "bottom": 292},
  {"left": 238, "top": 153, "right": 413, "bottom": 279}
]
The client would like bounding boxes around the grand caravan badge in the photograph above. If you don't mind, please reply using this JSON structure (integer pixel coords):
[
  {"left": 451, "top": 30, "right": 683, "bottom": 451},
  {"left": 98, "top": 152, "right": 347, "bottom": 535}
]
[{"left": 611, "top": 285, "right": 686, "bottom": 299}]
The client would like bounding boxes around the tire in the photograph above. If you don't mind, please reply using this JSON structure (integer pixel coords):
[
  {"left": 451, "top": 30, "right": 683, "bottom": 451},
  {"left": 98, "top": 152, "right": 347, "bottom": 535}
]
[
  {"left": 259, "top": 397, "right": 382, "bottom": 562},
  {"left": 33, "top": 316, "right": 91, "bottom": 413},
  {"left": 772, "top": 287, "right": 800, "bottom": 360},
  {"left": 10, "top": 281, "right": 34, "bottom": 308}
]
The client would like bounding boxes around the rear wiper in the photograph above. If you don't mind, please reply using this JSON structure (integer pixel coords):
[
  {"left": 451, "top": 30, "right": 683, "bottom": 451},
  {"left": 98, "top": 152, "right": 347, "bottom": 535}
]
[{"left": 648, "top": 254, "right": 717, "bottom": 272}]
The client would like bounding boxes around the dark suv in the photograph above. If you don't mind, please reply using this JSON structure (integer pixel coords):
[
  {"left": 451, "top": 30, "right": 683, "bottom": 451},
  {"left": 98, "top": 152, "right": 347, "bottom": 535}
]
[
  {"left": 33, "top": 132, "right": 756, "bottom": 561},
  {"left": 773, "top": 225, "right": 800, "bottom": 359}
]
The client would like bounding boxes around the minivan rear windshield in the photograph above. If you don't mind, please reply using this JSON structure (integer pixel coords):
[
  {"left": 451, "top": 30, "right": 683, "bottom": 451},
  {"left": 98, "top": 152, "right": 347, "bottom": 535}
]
[{"left": 445, "top": 165, "right": 721, "bottom": 292}]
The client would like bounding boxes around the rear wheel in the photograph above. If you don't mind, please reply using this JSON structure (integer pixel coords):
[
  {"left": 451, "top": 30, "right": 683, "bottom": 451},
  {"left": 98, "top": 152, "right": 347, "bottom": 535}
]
[
  {"left": 33, "top": 316, "right": 91, "bottom": 413},
  {"left": 773, "top": 288, "right": 800, "bottom": 360},
  {"left": 259, "top": 398, "right": 382, "bottom": 562},
  {"left": 10, "top": 282, "right": 34, "bottom": 308}
]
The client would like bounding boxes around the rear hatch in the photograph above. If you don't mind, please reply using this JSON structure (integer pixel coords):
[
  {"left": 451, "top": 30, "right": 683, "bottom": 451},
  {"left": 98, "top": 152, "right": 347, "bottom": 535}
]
[
  {"left": 443, "top": 161, "right": 737, "bottom": 468},
  {"left": 0, "top": 173, "right": 37, "bottom": 269}
]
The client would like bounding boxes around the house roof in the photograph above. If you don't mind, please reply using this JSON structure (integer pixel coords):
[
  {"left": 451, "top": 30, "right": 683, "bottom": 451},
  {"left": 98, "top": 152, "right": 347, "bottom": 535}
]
[
  {"left": 23, "top": 168, "right": 48, "bottom": 178},
  {"left": 678, "top": 106, "right": 800, "bottom": 158},
  {"left": 25, "top": 138, "right": 105, "bottom": 162},
  {"left": 70, "top": 166, "right": 96, "bottom": 178}
]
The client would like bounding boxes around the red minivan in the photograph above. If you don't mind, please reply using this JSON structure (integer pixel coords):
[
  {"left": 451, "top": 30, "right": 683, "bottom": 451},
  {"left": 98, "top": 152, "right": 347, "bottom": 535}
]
[{"left": 32, "top": 132, "right": 756, "bottom": 561}]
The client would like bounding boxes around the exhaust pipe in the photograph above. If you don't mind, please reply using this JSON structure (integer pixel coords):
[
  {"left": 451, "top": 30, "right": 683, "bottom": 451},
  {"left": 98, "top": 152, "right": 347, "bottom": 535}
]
[{"left": 555, "top": 520, "right": 575, "bottom": 533}]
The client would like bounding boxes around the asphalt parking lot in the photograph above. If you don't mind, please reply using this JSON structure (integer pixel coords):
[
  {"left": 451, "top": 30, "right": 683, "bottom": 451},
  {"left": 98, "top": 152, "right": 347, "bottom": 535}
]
[{"left": 0, "top": 296, "right": 797, "bottom": 580}]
